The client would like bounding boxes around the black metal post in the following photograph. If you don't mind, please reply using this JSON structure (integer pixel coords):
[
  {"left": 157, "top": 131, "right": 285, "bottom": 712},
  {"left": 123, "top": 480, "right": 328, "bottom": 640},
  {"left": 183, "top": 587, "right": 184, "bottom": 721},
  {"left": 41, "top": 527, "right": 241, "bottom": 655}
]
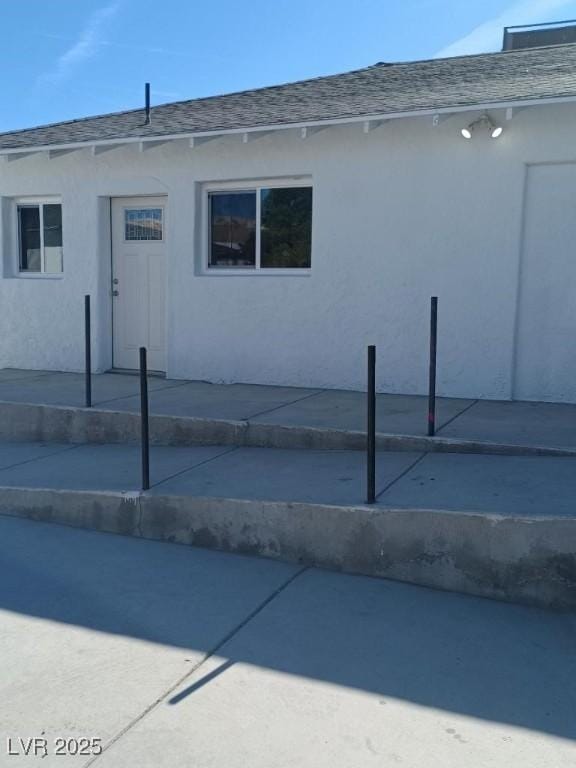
[
  {"left": 84, "top": 295, "right": 92, "bottom": 408},
  {"left": 428, "top": 296, "right": 438, "bottom": 437},
  {"left": 366, "top": 345, "right": 376, "bottom": 504},
  {"left": 140, "top": 347, "right": 150, "bottom": 491},
  {"left": 144, "top": 82, "right": 151, "bottom": 125}
]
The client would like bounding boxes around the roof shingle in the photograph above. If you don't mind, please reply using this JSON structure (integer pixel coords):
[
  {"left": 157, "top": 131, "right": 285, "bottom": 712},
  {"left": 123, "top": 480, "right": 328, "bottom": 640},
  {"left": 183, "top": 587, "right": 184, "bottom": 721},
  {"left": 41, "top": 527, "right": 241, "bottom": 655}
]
[{"left": 2, "top": 43, "right": 576, "bottom": 150}]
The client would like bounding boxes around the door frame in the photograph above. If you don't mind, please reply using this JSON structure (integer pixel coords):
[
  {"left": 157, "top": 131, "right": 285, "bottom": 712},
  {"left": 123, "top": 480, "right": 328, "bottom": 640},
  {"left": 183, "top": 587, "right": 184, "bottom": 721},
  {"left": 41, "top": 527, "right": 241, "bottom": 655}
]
[{"left": 110, "top": 194, "right": 169, "bottom": 373}]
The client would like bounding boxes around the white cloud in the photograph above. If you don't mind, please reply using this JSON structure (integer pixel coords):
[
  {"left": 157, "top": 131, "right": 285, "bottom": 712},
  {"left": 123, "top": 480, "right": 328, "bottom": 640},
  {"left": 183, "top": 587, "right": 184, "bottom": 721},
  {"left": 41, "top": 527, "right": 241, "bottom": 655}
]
[
  {"left": 436, "top": 0, "right": 576, "bottom": 57},
  {"left": 40, "top": 3, "right": 120, "bottom": 83},
  {"left": 39, "top": 32, "right": 209, "bottom": 60}
]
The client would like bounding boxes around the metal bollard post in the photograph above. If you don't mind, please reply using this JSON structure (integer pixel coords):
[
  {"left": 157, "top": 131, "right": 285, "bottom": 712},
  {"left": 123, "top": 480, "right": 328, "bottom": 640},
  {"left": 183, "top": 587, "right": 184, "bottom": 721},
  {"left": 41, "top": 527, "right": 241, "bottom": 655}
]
[
  {"left": 366, "top": 345, "right": 376, "bottom": 504},
  {"left": 140, "top": 347, "right": 150, "bottom": 491},
  {"left": 428, "top": 297, "right": 438, "bottom": 437},
  {"left": 84, "top": 295, "right": 92, "bottom": 408}
]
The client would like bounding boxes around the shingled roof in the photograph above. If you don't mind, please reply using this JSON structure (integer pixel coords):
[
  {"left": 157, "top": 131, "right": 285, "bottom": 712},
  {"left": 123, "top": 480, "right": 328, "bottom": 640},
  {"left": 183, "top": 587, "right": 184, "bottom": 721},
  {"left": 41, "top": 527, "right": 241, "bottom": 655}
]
[{"left": 2, "top": 42, "right": 576, "bottom": 151}]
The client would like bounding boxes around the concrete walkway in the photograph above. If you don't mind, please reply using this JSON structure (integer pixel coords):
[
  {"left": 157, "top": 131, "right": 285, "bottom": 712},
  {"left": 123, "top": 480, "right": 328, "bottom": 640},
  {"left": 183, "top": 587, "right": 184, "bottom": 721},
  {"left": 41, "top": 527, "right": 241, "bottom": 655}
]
[
  {"left": 3, "top": 368, "right": 576, "bottom": 451},
  {"left": 1, "top": 516, "right": 574, "bottom": 767},
  {"left": 0, "top": 437, "right": 575, "bottom": 515}
]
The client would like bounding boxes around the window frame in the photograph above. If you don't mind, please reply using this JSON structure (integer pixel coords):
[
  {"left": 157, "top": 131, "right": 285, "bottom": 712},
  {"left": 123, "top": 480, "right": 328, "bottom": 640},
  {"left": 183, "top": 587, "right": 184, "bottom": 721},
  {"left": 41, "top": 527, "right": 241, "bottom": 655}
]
[
  {"left": 14, "top": 197, "right": 64, "bottom": 278},
  {"left": 202, "top": 178, "right": 312, "bottom": 276}
]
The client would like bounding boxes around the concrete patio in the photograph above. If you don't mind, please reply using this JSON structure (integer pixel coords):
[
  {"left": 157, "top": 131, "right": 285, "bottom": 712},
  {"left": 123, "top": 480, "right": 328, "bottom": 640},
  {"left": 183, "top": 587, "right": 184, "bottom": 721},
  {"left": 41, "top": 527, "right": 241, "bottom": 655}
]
[
  {"left": 2, "top": 368, "right": 576, "bottom": 453},
  {"left": 1, "top": 516, "right": 574, "bottom": 768}
]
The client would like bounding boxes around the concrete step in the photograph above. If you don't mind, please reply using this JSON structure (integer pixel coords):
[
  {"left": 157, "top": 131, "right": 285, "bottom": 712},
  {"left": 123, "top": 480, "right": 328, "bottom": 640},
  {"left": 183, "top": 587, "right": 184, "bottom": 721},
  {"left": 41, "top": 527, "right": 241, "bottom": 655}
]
[
  {"left": 2, "top": 486, "right": 574, "bottom": 610},
  {"left": 4, "top": 368, "right": 576, "bottom": 456},
  {"left": 0, "top": 439, "right": 574, "bottom": 609},
  {"left": 2, "top": 400, "right": 576, "bottom": 457}
]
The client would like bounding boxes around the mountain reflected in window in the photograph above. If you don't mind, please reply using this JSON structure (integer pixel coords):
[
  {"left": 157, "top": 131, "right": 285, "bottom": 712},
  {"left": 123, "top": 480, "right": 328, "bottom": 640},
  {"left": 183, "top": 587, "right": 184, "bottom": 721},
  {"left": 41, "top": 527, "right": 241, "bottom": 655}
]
[{"left": 209, "top": 192, "right": 256, "bottom": 267}]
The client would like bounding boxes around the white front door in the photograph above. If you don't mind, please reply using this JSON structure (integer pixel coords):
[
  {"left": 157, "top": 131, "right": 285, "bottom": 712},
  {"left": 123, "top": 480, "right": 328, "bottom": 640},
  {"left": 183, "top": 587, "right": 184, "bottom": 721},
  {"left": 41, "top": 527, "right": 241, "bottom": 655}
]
[{"left": 111, "top": 197, "right": 167, "bottom": 372}]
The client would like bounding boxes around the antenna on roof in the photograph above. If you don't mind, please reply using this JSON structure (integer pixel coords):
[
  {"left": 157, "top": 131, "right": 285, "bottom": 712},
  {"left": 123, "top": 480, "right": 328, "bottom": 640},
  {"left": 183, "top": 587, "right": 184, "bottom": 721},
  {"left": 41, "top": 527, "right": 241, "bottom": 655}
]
[{"left": 144, "top": 83, "right": 151, "bottom": 125}]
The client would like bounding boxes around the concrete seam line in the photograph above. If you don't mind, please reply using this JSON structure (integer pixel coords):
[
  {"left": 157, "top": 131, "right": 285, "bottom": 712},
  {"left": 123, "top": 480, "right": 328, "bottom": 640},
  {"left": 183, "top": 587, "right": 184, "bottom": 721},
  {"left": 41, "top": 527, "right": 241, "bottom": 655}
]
[
  {"left": 0, "top": 442, "right": 84, "bottom": 475},
  {"left": 82, "top": 565, "right": 309, "bottom": 767},
  {"left": 149, "top": 446, "right": 241, "bottom": 489},
  {"left": 435, "top": 398, "right": 479, "bottom": 433},
  {"left": 90, "top": 377, "right": 198, "bottom": 407},
  {"left": 0, "top": 371, "right": 52, "bottom": 384},
  {"left": 240, "top": 419, "right": 250, "bottom": 446},
  {"left": 136, "top": 494, "right": 144, "bottom": 538},
  {"left": 375, "top": 452, "right": 428, "bottom": 500},
  {"left": 244, "top": 388, "right": 325, "bottom": 420}
]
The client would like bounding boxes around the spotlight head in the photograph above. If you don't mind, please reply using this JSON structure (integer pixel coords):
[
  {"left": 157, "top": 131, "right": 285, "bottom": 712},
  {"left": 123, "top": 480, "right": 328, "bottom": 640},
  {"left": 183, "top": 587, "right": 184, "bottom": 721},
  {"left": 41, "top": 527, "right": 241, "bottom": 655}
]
[{"left": 461, "top": 114, "right": 503, "bottom": 140}]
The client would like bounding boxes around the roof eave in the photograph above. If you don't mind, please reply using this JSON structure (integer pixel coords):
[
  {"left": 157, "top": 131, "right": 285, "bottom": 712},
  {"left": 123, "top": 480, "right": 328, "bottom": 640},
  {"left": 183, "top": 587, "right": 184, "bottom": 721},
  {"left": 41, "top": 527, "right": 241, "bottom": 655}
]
[{"left": 1, "top": 93, "right": 575, "bottom": 156}]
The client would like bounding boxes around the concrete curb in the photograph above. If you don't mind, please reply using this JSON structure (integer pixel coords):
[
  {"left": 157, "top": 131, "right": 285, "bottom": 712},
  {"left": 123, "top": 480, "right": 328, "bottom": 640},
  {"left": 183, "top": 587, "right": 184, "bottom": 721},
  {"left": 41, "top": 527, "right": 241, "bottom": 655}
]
[
  {"left": 1, "top": 400, "right": 575, "bottom": 457},
  {"left": 0, "top": 484, "right": 574, "bottom": 609}
]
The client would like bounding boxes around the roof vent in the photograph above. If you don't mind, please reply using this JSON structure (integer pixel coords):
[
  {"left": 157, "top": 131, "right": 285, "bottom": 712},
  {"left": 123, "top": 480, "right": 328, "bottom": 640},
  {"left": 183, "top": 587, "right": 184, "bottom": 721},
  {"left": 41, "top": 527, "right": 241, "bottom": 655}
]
[
  {"left": 144, "top": 82, "right": 151, "bottom": 125},
  {"left": 503, "top": 19, "right": 576, "bottom": 50}
]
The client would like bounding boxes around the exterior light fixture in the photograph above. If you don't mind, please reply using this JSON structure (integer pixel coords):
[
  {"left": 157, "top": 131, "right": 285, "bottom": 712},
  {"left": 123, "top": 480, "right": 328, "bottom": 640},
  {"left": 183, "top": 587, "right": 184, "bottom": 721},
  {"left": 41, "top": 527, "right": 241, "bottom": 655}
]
[{"left": 461, "top": 114, "right": 503, "bottom": 140}]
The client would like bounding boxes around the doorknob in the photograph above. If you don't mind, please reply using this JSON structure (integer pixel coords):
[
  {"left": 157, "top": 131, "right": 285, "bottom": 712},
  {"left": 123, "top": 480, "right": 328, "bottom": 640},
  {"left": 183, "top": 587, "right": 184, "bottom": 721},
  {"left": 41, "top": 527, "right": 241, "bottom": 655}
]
[
  {"left": 112, "top": 290, "right": 119, "bottom": 297},
  {"left": 113, "top": 278, "right": 119, "bottom": 284}
]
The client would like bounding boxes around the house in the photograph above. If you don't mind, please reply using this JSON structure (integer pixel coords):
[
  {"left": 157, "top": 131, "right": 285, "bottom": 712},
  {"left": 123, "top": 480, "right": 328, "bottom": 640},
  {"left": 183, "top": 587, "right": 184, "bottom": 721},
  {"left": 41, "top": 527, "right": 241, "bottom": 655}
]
[{"left": 2, "top": 21, "right": 576, "bottom": 402}]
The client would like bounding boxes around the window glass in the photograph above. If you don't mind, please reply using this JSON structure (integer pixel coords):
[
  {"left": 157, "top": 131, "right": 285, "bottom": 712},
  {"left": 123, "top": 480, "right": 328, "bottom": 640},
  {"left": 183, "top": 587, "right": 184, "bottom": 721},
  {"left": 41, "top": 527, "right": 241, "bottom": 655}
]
[
  {"left": 43, "top": 204, "right": 63, "bottom": 273},
  {"left": 18, "top": 207, "right": 41, "bottom": 272},
  {"left": 209, "top": 192, "right": 256, "bottom": 267},
  {"left": 260, "top": 187, "right": 312, "bottom": 268},
  {"left": 125, "top": 208, "right": 163, "bottom": 241}
]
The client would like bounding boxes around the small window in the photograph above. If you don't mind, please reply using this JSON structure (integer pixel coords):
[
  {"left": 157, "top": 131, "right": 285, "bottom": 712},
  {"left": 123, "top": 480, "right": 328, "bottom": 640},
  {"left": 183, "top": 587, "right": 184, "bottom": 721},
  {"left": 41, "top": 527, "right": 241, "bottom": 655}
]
[
  {"left": 125, "top": 208, "right": 163, "bottom": 241},
  {"left": 18, "top": 203, "right": 63, "bottom": 274},
  {"left": 208, "top": 185, "right": 312, "bottom": 270}
]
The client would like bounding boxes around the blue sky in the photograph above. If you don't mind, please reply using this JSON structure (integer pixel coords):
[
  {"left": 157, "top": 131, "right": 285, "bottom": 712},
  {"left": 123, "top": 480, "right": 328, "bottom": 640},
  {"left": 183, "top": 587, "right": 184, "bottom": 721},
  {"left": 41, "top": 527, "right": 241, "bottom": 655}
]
[{"left": 2, "top": 0, "right": 576, "bottom": 132}]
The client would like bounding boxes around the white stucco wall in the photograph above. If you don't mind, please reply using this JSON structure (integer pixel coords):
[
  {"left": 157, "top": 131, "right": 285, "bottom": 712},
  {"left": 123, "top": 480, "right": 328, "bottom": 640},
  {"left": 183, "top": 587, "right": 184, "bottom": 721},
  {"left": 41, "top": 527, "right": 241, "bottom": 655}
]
[{"left": 1, "top": 102, "right": 575, "bottom": 401}]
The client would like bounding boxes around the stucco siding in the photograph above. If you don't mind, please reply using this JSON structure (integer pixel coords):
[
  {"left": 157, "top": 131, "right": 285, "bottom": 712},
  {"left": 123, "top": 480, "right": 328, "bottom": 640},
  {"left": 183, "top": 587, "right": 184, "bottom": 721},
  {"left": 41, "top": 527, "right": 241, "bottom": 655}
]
[{"left": 0, "top": 103, "right": 574, "bottom": 400}]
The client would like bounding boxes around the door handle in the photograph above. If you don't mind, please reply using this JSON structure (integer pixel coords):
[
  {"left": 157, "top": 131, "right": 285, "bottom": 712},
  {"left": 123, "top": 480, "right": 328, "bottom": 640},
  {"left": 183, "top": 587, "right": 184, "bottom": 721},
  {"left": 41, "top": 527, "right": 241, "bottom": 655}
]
[{"left": 112, "top": 290, "right": 119, "bottom": 297}]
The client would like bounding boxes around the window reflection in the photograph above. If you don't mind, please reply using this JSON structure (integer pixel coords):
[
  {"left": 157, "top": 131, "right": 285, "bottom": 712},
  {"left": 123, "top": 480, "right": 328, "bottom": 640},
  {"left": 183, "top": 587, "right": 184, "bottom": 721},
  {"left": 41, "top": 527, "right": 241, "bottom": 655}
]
[
  {"left": 260, "top": 187, "right": 312, "bottom": 268},
  {"left": 209, "top": 192, "right": 256, "bottom": 267},
  {"left": 43, "top": 204, "right": 63, "bottom": 273},
  {"left": 19, "top": 207, "right": 41, "bottom": 272},
  {"left": 125, "top": 208, "right": 163, "bottom": 241}
]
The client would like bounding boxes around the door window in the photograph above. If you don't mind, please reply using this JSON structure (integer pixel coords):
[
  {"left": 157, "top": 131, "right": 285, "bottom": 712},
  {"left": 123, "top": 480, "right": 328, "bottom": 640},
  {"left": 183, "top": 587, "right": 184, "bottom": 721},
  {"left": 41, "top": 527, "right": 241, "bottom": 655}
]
[{"left": 124, "top": 208, "right": 163, "bottom": 241}]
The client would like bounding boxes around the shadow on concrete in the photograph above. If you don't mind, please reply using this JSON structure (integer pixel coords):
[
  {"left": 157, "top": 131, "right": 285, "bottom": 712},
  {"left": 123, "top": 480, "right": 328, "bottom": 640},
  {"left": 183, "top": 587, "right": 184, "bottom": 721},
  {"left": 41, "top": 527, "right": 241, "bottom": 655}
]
[
  {"left": 0, "top": 515, "right": 574, "bottom": 743},
  {"left": 168, "top": 659, "right": 235, "bottom": 705}
]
